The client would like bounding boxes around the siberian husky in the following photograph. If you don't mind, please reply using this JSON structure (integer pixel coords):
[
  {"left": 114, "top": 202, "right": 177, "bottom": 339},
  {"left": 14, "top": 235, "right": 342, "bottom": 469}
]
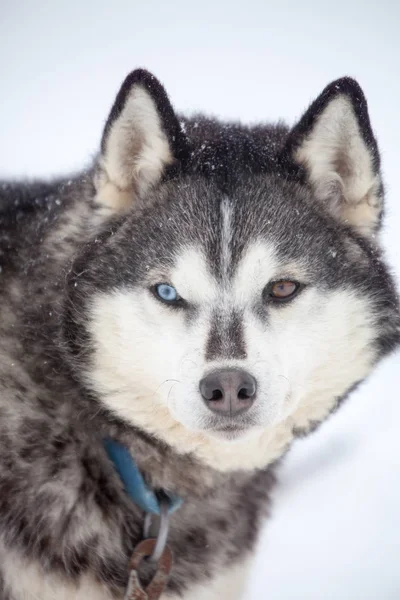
[{"left": 0, "top": 69, "right": 399, "bottom": 599}]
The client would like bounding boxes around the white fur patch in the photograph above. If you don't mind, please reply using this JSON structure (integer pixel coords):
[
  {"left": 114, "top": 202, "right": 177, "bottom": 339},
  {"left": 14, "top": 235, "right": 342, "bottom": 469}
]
[
  {"left": 220, "top": 198, "right": 232, "bottom": 285},
  {"left": 95, "top": 85, "right": 173, "bottom": 212},
  {"left": 171, "top": 247, "right": 218, "bottom": 305},
  {"left": 0, "top": 543, "right": 114, "bottom": 600},
  {"left": 295, "top": 95, "right": 381, "bottom": 236},
  {"left": 231, "top": 241, "right": 307, "bottom": 306},
  {"left": 86, "top": 242, "right": 378, "bottom": 472}
]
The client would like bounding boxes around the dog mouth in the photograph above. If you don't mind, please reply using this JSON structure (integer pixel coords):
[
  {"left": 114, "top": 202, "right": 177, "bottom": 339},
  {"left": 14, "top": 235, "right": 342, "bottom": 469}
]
[
  {"left": 207, "top": 423, "right": 254, "bottom": 441},
  {"left": 197, "top": 412, "right": 261, "bottom": 440}
]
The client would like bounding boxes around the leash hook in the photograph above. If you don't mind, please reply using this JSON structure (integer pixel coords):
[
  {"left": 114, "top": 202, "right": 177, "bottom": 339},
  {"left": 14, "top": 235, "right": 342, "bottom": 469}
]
[
  {"left": 124, "top": 498, "right": 173, "bottom": 600},
  {"left": 143, "top": 497, "right": 170, "bottom": 563}
]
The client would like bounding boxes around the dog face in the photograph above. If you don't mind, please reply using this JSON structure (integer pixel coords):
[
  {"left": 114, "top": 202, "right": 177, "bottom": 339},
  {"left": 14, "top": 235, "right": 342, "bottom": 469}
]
[{"left": 66, "top": 71, "right": 400, "bottom": 468}]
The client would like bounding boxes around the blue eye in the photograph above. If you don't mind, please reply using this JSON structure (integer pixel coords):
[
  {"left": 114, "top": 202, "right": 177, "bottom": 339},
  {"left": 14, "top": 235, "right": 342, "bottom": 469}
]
[{"left": 155, "top": 283, "right": 178, "bottom": 303}]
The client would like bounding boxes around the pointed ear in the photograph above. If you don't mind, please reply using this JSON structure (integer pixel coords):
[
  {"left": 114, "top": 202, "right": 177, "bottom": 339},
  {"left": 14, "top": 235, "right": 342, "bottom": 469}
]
[
  {"left": 285, "top": 78, "right": 383, "bottom": 237},
  {"left": 95, "top": 69, "right": 188, "bottom": 212}
]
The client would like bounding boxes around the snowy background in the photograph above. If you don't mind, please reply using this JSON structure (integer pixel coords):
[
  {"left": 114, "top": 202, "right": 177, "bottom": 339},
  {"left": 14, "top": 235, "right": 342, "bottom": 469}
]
[{"left": 1, "top": 1, "right": 399, "bottom": 598}]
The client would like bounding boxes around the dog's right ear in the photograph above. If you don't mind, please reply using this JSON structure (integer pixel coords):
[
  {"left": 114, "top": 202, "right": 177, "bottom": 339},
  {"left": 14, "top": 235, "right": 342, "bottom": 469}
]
[{"left": 95, "top": 69, "right": 188, "bottom": 212}]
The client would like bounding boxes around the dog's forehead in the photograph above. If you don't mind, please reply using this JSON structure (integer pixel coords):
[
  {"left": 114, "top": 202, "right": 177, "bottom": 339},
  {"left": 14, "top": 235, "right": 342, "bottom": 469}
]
[
  {"left": 170, "top": 241, "right": 281, "bottom": 304},
  {"left": 163, "top": 174, "right": 329, "bottom": 263},
  {"left": 127, "top": 174, "right": 353, "bottom": 293},
  {"left": 166, "top": 187, "right": 313, "bottom": 300}
]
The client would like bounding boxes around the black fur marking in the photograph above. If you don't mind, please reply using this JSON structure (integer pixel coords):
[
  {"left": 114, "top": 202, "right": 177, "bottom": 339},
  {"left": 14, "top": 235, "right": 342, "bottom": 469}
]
[{"left": 206, "top": 310, "right": 247, "bottom": 361}]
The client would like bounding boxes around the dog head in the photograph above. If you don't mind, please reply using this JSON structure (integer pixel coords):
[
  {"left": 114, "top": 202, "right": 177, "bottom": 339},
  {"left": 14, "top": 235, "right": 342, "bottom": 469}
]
[{"left": 65, "top": 70, "right": 400, "bottom": 470}]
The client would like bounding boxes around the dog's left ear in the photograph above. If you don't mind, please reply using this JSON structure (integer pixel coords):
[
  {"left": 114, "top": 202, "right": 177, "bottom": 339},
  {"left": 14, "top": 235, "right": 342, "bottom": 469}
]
[
  {"left": 285, "top": 78, "right": 382, "bottom": 237},
  {"left": 95, "top": 69, "right": 188, "bottom": 212}
]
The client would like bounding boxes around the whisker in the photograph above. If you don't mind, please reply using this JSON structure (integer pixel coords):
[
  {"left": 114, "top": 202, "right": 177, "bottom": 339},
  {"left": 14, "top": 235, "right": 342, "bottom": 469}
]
[
  {"left": 148, "top": 378, "right": 181, "bottom": 400},
  {"left": 166, "top": 381, "right": 179, "bottom": 406}
]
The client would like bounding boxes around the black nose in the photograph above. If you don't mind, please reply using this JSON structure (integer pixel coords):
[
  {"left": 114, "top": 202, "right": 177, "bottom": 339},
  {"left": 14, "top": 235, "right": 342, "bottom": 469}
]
[{"left": 199, "top": 368, "right": 257, "bottom": 418}]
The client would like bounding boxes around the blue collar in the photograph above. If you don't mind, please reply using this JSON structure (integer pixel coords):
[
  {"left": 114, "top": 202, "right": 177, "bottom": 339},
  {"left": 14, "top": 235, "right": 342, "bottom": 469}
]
[{"left": 104, "top": 438, "right": 183, "bottom": 515}]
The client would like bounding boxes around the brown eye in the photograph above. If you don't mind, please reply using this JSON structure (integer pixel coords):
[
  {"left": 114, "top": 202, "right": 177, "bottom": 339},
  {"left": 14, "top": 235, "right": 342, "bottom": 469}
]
[{"left": 267, "top": 280, "right": 301, "bottom": 302}]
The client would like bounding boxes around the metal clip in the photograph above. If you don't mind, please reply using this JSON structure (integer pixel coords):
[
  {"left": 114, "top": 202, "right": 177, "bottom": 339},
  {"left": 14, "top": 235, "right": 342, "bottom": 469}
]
[
  {"left": 125, "top": 539, "right": 173, "bottom": 600},
  {"left": 143, "top": 498, "right": 170, "bottom": 563},
  {"left": 124, "top": 498, "right": 173, "bottom": 600}
]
